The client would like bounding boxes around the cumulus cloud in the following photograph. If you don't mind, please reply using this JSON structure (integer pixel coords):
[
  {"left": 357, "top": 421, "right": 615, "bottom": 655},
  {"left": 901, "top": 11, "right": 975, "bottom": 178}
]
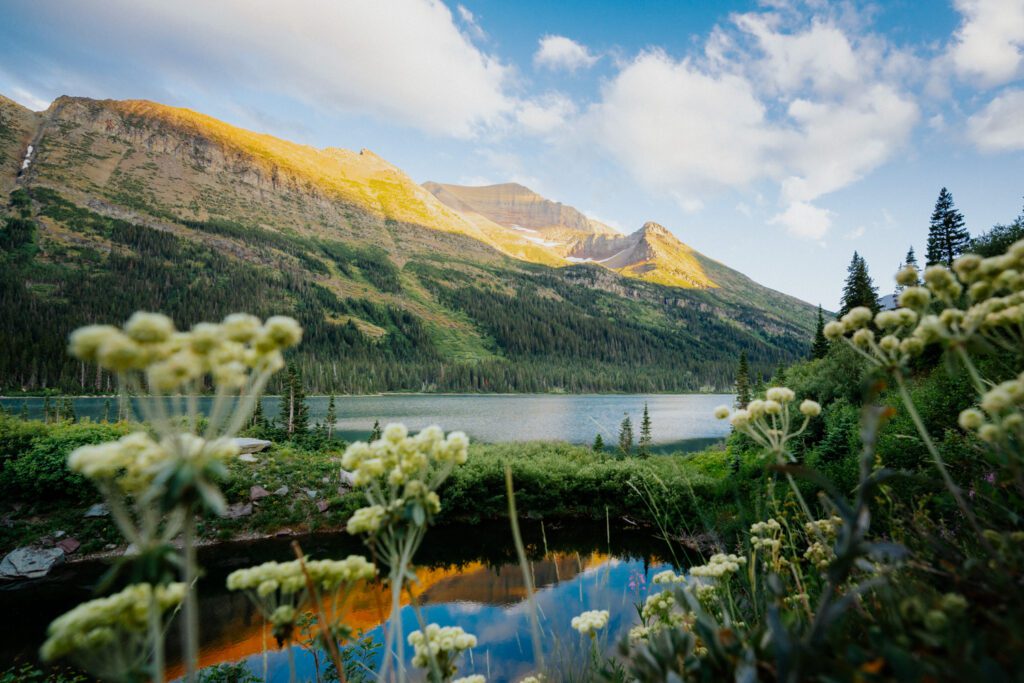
[
  {"left": 515, "top": 93, "right": 576, "bottom": 135},
  {"left": 586, "top": 6, "right": 920, "bottom": 240},
  {"left": 534, "top": 35, "right": 599, "bottom": 72},
  {"left": 950, "top": 0, "right": 1024, "bottom": 87},
  {"left": 4, "top": 0, "right": 516, "bottom": 139},
  {"left": 967, "top": 88, "right": 1024, "bottom": 151},
  {"left": 770, "top": 201, "right": 833, "bottom": 240}
]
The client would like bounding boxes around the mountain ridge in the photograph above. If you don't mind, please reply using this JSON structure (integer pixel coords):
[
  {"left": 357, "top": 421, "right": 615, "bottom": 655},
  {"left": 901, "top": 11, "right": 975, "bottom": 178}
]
[{"left": 0, "top": 93, "right": 817, "bottom": 393}]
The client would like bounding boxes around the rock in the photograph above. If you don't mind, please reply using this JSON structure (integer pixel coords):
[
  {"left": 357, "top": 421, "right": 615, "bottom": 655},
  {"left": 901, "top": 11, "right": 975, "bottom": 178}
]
[
  {"left": 233, "top": 438, "right": 273, "bottom": 454},
  {"left": 56, "top": 538, "right": 80, "bottom": 554},
  {"left": 0, "top": 546, "right": 65, "bottom": 580},
  {"left": 123, "top": 543, "right": 138, "bottom": 557},
  {"left": 238, "top": 453, "right": 258, "bottom": 463},
  {"left": 339, "top": 470, "right": 356, "bottom": 488},
  {"left": 84, "top": 503, "right": 109, "bottom": 518},
  {"left": 274, "top": 486, "right": 289, "bottom": 496},
  {"left": 275, "top": 528, "right": 293, "bottom": 537},
  {"left": 250, "top": 485, "right": 271, "bottom": 501},
  {"left": 103, "top": 543, "right": 116, "bottom": 551},
  {"left": 317, "top": 500, "right": 329, "bottom": 513},
  {"left": 223, "top": 503, "right": 253, "bottom": 519},
  {"left": 54, "top": 530, "right": 67, "bottom": 539},
  {"left": 304, "top": 489, "right": 318, "bottom": 499}
]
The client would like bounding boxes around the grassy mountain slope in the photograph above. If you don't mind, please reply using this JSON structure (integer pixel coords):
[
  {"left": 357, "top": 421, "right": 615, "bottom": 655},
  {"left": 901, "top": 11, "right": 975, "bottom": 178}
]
[{"left": 0, "top": 94, "right": 816, "bottom": 393}]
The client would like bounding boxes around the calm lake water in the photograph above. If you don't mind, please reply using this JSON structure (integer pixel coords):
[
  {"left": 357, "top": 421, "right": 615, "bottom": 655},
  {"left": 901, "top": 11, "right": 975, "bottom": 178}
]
[
  {"left": 1, "top": 522, "right": 686, "bottom": 682},
  {"left": 0, "top": 394, "right": 733, "bottom": 449}
]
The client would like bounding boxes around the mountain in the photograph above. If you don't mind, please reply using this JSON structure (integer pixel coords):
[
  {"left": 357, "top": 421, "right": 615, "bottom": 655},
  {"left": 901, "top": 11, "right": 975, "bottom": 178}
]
[
  {"left": 0, "top": 94, "right": 817, "bottom": 394},
  {"left": 424, "top": 182, "right": 716, "bottom": 289}
]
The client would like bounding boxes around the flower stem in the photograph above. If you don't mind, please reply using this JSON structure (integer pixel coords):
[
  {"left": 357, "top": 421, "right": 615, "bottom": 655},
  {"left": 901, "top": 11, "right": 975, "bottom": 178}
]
[
  {"left": 148, "top": 592, "right": 165, "bottom": 683},
  {"left": 181, "top": 509, "right": 200, "bottom": 682}
]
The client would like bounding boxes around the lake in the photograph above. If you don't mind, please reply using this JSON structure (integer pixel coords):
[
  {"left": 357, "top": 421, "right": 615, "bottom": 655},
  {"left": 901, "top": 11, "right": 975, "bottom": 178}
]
[
  {"left": 0, "top": 394, "right": 733, "bottom": 449},
  {"left": 0, "top": 522, "right": 688, "bottom": 681}
]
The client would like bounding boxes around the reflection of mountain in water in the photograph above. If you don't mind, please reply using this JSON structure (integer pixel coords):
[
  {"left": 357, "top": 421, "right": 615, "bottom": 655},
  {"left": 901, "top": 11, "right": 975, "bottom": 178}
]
[{"left": 420, "top": 554, "right": 593, "bottom": 606}]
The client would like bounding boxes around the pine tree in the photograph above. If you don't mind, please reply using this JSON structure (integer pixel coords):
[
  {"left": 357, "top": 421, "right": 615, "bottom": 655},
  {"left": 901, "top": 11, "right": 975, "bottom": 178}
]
[
  {"left": 735, "top": 352, "right": 751, "bottom": 409},
  {"left": 811, "top": 305, "right": 829, "bottom": 359},
  {"left": 618, "top": 413, "right": 634, "bottom": 457},
  {"left": 771, "top": 362, "right": 787, "bottom": 387},
  {"left": 62, "top": 397, "right": 76, "bottom": 423},
  {"left": 103, "top": 398, "right": 112, "bottom": 423},
  {"left": 370, "top": 419, "right": 382, "bottom": 441},
  {"left": 326, "top": 394, "right": 337, "bottom": 440},
  {"left": 252, "top": 396, "right": 265, "bottom": 427},
  {"left": 838, "top": 252, "right": 880, "bottom": 317},
  {"left": 18, "top": 401, "right": 28, "bottom": 420},
  {"left": 926, "top": 187, "right": 970, "bottom": 266},
  {"left": 42, "top": 396, "right": 52, "bottom": 424},
  {"left": 639, "top": 403, "right": 652, "bottom": 458},
  {"left": 592, "top": 433, "right": 604, "bottom": 453}
]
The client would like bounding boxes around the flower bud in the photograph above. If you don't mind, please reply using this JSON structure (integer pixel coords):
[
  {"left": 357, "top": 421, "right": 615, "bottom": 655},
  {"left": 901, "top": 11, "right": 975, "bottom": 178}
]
[{"left": 799, "top": 399, "right": 821, "bottom": 417}]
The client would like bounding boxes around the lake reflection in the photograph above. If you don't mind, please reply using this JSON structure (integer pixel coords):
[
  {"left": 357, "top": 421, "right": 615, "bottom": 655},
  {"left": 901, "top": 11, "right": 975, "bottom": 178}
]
[{"left": 0, "top": 394, "right": 732, "bottom": 447}]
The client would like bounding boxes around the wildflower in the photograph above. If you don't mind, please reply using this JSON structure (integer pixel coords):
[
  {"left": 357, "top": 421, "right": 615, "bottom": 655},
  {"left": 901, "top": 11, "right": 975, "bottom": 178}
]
[
  {"left": 940, "top": 593, "right": 968, "bottom": 615},
  {"left": 652, "top": 569, "right": 686, "bottom": 585},
  {"left": 899, "top": 286, "right": 931, "bottom": 310},
  {"left": 347, "top": 505, "right": 387, "bottom": 535},
  {"left": 852, "top": 328, "right": 875, "bottom": 348},
  {"left": 729, "top": 409, "right": 751, "bottom": 428},
  {"left": 261, "top": 315, "right": 303, "bottom": 349},
  {"left": 68, "top": 325, "right": 121, "bottom": 363},
  {"left": 453, "top": 677, "right": 486, "bottom": 683},
  {"left": 408, "top": 624, "right": 477, "bottom": 674},
  {"left": 571, "top": 609, "right": 610, "bottom": 637},
  {"left": 958, "top": 408, "right": 985, "bottom": 430},
  {"left": 221, "top": 313, "right": 261, "bottom": 342},
  {"left": 895, "top": 265, "right": 920, "bottom": 286},
  {"left": 924, "top": 609, "right": 948, "bottom": 632},
  {"left": 124, "top": 312, "right": 175, "bottom": 344},
  {"left": 766, "top": 387, "right": 795, "bottom": 403},
  {"left": 841, "top": 307, "right": 873, "bottom": 329},
  {"left": 713, "top": 405, "right": 731, "bottom": 419},
  {"left": 799, "top": 400, "right": 821, "bottom": 417},
  {"left": 823, "top": 321, "right": 846, "bottom": 340},
  {"left": 690, "top": 553, "right": 745, "bottom": 578}
]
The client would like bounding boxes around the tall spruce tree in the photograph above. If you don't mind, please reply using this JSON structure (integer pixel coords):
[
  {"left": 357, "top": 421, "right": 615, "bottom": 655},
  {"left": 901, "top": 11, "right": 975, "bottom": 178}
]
[
  {"left": 18, "top": 401, "right": 28, "bottom": 420},
  {"left": 639, "top": 403, "right": 652, "bottom": 458},
  {"left": 326, "top": 394, "right": 337, "bottom": 440},
  {"left": 252, "top": 397, "right": 265, "bottom": 427},
  {"left": 838, "top": 252, "right": 880, "bottom": 317},
  {"left": 592, "top": 433, "right": 604, "bottom": 453},
  {"left": 735, "top": 352, "right": 751, "bottom": 409},
  {"left": 370, "top": 419, "right": 382, "bottom": 441},
  {"left": 926, "top": 187, "right": 970, "bottom": 266},
  {"left": 618, "top": 413, "right": 634, "bottom": 457},
  {"left": 285, "top": 362, "right": 309, "bottom": 436},
  {"left": 103, "top": 398, "right": 112, "bottom": 423},
  {"left": 811, "top": 305, "right": 829, "bottom": 359}
]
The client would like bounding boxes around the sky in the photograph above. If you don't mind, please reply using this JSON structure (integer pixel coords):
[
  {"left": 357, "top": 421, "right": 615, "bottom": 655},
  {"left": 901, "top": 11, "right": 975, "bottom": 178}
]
[{"left": 1, "top": 0, "right": 1023, "bottom": 308}]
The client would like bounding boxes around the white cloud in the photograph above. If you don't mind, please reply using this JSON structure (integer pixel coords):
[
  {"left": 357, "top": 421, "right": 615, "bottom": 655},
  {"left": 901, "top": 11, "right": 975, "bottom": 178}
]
[
  {"left": 967, "top": 88, "right": 1024, "bottom": 151},
  {"left": 950, "top": 0, "right": 1024, "bottom": 87},
  {"left": 515, "top": 93, "right": 576, "bottom": 135},
  {"left": 845, "top": 225, "right": 866, "bottom": 240},
  {"left": 457, "top": 4, "right": 486, "bottom": 41},
  {"left": 10, "top": 0, "right": 515, "bottom": 139},
  {"left": 770, "top": 201, "right": 832, "bottom": 240},
  {"left": 586, "top": 7, "right": 920, "bottom": 240},
  {"left": 534, "top": 35, "right": 599, "bottom": 72}
]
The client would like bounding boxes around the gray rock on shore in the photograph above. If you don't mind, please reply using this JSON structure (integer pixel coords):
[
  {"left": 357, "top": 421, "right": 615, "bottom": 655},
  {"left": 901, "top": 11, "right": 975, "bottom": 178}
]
[{"left": 0, "top": 546, "right": 65, "bottom": 580}]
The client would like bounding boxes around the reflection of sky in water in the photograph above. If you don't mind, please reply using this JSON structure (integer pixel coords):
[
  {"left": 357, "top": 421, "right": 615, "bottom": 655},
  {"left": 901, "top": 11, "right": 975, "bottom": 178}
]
[
  {"left": 0, "top": 394, "right": 732, "bottom": 444},
  {"left": 232, "top": 556, "right": 669, "bottom": 682}
]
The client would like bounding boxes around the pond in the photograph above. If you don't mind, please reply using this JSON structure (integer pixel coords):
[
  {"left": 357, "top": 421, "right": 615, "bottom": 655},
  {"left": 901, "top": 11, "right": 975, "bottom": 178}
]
[
  {"left": 0, "top": 522, "right": 690, "bottom": 681},
  {"left": 0, "top": 394, "right": 733, "bottom": 450}
]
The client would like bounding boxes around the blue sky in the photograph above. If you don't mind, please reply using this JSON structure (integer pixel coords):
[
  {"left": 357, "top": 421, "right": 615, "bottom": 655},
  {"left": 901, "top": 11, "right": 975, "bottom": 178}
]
[{"left": 1, "top": 0, "right": 1022, "bottom": 308}]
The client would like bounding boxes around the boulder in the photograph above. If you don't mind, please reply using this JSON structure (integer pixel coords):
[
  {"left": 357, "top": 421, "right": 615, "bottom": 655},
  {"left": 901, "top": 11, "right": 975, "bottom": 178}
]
[
  {"left": 56, "top": 538, "right": 81, "bottom": 554},
  {"left": 223, "top": 503, "right": 253, "bottom": 519},
  {"left": 238, "top": 453, "right": 259, "bottom": 463},
  {"left": 304, "top": 489, "right": 318, "bottom": 499},
  {"left": 84, "top": 503, "right": 109, "bottom": 518},
  {"left": 274, "top": 485, "right": 289, "bottom": 496},
  {"left": 250, "top": 485, "right": 271, "bottom": 501},
  {"left": 0, "top": 546, "right": 65, "bottom": 580},
  {"left": 232, "top": 438, "right": 272, "bottom": 455},
  {"left": 317, "top": 500, "right": 329, "bottom": 513}
]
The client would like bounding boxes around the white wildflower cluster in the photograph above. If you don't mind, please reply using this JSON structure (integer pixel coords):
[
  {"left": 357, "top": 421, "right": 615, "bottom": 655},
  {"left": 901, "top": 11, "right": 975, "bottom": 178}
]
[
  {"left": 571, "top": 609, "right": 610, "bottom": 637},
  {"left": 344, "top": 425, "right": 468, "bottom": 538},
  {"left": 452, "top": 677, "right": 486, "bottom": 683},
  {"left": 652, "top": 569, "right": 687, "bottom": 585},
  {"left": 714, "top": 388, "right": 821, "bottom": 462},
  {"left": 518, "top": 676, "right": 545, "bottom": 683},
  {"left": 226, "top": 555, "right": 376, "bottom": 642},
  {"left": 68, "top": 431, "right": 239, "bottom": 494},
  {"left": 750, "top": 518, "right": 788, "bottom": 572},
  {"left": 41, "top": 583, "right": 185, "bottom": 662},
  {"left": 690, "top": 553, "right": 746, "bottom": 579},
  {"left": 824, "top": 305, "right": 923, "bottom": 368},
  {"left": 802, "top": 517, "right": 842, "bottom": 570},
  {"left": 69, "top": 312, "right": 301, "bottom": 390},
  {"left": 958, "top": 374, "right": 1024, "bottom": 446},
  {"left": 408, "top": 624, "right": 477, "bottom": 676},
  {"left": 630, "top": 588, "right": 696, "bottom": 645}
]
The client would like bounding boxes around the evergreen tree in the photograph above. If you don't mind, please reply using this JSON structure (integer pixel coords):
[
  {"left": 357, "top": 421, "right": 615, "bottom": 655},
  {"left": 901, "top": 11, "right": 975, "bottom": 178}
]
[
  {"left": 771, "top": 362, "right": 787, "bottom": 387},
  {"left": 103, "top": 398, "right": 112, "bottom": 423},
  {"left": 639, "top": 403, "right": 652, "bottom": 458},
  {"left": 62, "top": 397, "right": 76, "bottom": 423},
  {"left": 326, "top": 394, "right": 337, "bottom": 440},
  {"left": 838, "top": 252, "right": 880, "bottom": 317},
  {"left": 592, "top": 433, "right": 604, "bottom": 453},
  {"left": 811, "top": 305, "right": 829, "bottom": 359},
  {"left": 42, "top": 396, "right": 52, "bottom": 424},
  {"left": 18, "top": 401, "right": 28, "bottom": 420},
  {"left": 618, "top": 413, "right": 634, "bottom": 457},
  {"left": 926, "top": 187, "right": 970, "bottom": 266},
  {"left": 370, "top": 419, "right": 382, "bottom": 441},
  {"left": 735, "top": 352, "right": 751, "bottom": 409}
]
